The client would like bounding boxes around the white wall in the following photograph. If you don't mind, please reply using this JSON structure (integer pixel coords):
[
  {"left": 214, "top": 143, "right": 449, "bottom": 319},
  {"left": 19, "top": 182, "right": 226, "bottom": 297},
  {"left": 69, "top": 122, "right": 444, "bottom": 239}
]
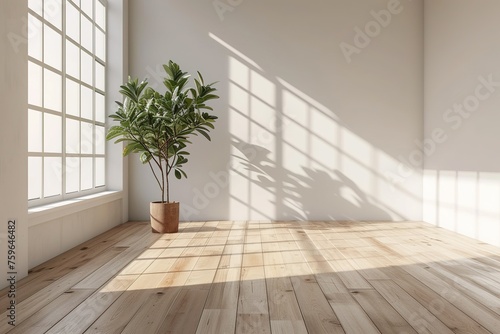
[
  {"left": 128, "top": 0, "right": 424, "bottom": 222},
  {"left": 28, "top": 197, "right": 123, "bottom": 268},
  {"left": 0, "top": 0, "right": 29, "bottom": 289},
  {"left": 424, "top": 0, "right": 500, "bottom": 246},
  {"left": 106, "top": 0, "right": 129, "bottom": 223}
]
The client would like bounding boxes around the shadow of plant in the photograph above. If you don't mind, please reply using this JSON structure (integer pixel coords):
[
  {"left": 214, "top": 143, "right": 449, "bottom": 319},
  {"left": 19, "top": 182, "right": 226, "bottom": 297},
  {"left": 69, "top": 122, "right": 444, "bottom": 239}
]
[{"left": 231, "top": 138, "right": 393, "bottom": 221}]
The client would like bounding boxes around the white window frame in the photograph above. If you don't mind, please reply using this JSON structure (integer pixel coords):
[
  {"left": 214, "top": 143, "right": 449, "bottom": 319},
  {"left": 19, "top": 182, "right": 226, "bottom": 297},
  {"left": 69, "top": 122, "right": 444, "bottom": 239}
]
[{"left": 28, "top": 0, "right": 108, "bottom": 208}]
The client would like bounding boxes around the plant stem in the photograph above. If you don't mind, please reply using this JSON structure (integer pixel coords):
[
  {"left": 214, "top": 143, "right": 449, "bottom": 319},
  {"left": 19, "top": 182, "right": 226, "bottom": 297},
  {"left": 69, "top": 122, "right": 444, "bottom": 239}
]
[
  {"left": 148, "top": 160, "right": 163, "bottom": 196},
  {"left": 166, "top": 164, "right": 170, "bottom": 203}
]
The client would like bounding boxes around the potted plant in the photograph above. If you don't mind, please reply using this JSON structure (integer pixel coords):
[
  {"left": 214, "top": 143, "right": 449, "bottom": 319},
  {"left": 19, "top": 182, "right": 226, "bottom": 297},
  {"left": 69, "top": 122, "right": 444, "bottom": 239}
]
[{"left": 106, "top": 61, "right": 219, "bottom": 233}]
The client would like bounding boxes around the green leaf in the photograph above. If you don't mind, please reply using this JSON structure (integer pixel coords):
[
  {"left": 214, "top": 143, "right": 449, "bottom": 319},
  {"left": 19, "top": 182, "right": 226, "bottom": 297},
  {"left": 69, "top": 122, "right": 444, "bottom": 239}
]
[
  {"left": 197, "top": 129, "right": 211, "bottom": 141},
  {"left": 194, "top": 79, "right": 202, "bottom": 93},
  {"left": 140, "top": 152, "right": 152, "bottom": 163},
  {"left": 112, "top": 137, "right": 132, "bottom": 144},
  {"left": 197, "top": 71, "right": 205, "bottom": 85},
  {"left": 122, "top": 141, "right": 144, "bottom": 156},
  {"left": 122, "top": 144, "right": 135, "bottom": 156},
  {"left": 106, "top": 126, "right": 125, "bottom": 140},
  {"left": 201, "top": 94, "right": 219, "bottom": 101},
  {"left": 163, "top": 63, "right": 174, "bottom": 78},
  {"left": 203, "top": 123, "right": 215, "bottom": 130},
  {"left": 180, "top": 169, "right": 188, "bottom": 178},
  {"left": 174, "top": 169, "right": 182, "bottom": 179}
]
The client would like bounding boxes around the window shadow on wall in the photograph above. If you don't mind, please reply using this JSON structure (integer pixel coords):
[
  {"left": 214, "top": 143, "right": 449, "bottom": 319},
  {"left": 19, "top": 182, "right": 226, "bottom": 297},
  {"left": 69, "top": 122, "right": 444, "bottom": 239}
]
[{"left": 220, "top": 43, "right": 418, "bottom": 221}]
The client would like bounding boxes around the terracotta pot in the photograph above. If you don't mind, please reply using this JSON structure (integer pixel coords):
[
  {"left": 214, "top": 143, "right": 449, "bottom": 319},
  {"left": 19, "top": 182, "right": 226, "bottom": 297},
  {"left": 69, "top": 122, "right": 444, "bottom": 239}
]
[{"left": 150, "top": 202, "right": 179, "bottom": 233}]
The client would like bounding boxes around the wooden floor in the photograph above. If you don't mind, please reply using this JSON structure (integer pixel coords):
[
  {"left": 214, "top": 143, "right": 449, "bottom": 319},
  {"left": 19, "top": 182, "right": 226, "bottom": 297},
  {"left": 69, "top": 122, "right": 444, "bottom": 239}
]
[{"left": 1, "top": 221, "right": 500, "bottom": 334}]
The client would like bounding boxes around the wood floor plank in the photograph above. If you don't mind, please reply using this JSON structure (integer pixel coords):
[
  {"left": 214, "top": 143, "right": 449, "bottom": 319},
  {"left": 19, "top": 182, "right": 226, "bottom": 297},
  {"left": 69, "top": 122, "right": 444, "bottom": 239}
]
[
  {"left": 385, "top": 265, "right": 491, "bottom": 334},
  {"left": 45, "top": 275, "right": 139, "bottom": 334},
  {"left": 236, "top": 314, "right": 272, "bottom": 334},
  {"left": 168, "top": 247, "right": 203, "bottom": 272},
  {"left": 8, "top": 289, "right": 94, "bottom": 334},
  {"left": 265, "top": 264, "right": 308, "bottom": 334},
  {"left": 237, "top": 266, "right": 271, "bottom": 334},
  {"left": 288, "top": 266, "right": 345, "bottom": 334},
  {"left": 351, "top": 289, "right": 418, "bottom": 334},
  {"left": 429, "top": 263, "right": 500, "bottom": 314},
  {"left": 127, "top": 272, "right": 167, "bottom": 291},
  {"left": 313, "top": 268, "right": 378, "bottom": 334},
  {"left": 328, "top": 259, "right": 373, "bottom": 290},
  {"left": 120, "top": 287, "right": 181, "bottom": 334},
  {"left": 25, "top": 221, "right": 141, "bottom": 278},
  {"left": 437, "top": 260, "right": 500, "bottom": 298},
  {"left": 84, "top": 290, "right": 150, "bottom": 334},
  {"left": 397, "top": 259, "right": 500, "bottom": 333},
  {"left": 207, "top": 236, "right": 228, "bottom": 246},
  {"left": 0, "top": 246, "right": 127, "bottom": 334},
  {"left": 204, "top": 268, "right": 241, "bottom": 309},
  {"left": 5, "top": 220, "right": 500, "bottom": 334},
  {"left": 118, "top": 264, "right": 192, "bottom": 334},
  {"left": 184, "top": 269, "right": 217, "bottom": 287},
  {"left": 370, "top": 280, "right": 455, "bottom": 334},
  {"left": 159, "top": 288, "right": 210, "bottom": 334},
  {"left": 409, "top": 252, "right": 500, "bottom": 315},
  {"left": 415, "top": 244, "right": 500, "bottom": 298},
  {"left": 243, "top": 252, "right": 265, "bottom": 268},
  {"left": 0, "top": 222, "right": 146, "bottom": 306},
  {"left": 196, "top": 268, "right": 241, "bottom": 333},
  {"left": 197, "top": 309, "right": 238, "bottom": 334},
  {"left": 72, "top": 232, "right": 161, "bottom": 289},
  {"left": 157, "top": 271, "right": 192, "bottom": 289},
  {"left": 220, "top": 243, "right": 244, "bottom": 269},
  {"left": 348, "top": 257, "right": 391, "bottom": 281},
  {"left": 143, "top": 257, "right": 177, "bottom": 274}
]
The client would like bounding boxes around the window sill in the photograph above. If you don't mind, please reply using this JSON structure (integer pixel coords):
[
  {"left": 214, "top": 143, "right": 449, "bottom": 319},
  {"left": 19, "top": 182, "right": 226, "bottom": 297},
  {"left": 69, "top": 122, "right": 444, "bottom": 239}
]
[{"left": 28, "top": 191, "right": 123, "bottom": 227}]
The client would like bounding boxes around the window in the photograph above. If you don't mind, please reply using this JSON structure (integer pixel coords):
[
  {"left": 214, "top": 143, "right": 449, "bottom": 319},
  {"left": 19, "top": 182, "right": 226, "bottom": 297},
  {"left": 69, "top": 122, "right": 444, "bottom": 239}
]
[{"left": 28, "top": 0, "right": 107, "bottom": 206}]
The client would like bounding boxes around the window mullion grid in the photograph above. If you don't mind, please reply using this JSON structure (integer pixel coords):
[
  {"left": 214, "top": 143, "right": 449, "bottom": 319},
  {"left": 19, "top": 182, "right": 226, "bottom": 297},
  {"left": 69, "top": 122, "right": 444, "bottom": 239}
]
[
  {"left": 93, "top": 0, "right": 96, "bottom": 190},
  {"left": 28, "top": 7, "right": 42, "bottom": 21},
  {"left": 62, "top": 0, "right": 67, "bottom": 199},
  {"left": 80, "top": 6, "right": 92, "bottom": 24},
  {"left": 78, "top": 2, "right": 83, "bottom": 194},
  {"left": 41, "top": 10, "right": 46, "bottom": 201},
  {"left": 28, "top": 0, "right": 107, "bottom": 206},
  {"left": 27, "top": 57, "right": 44, "bottom": 69},
  {"left": 31, "top": 152, "right": 62, "bottom": 158},
  {"left": 95, "top": 24, "right": 105, "bottom": 36}
]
